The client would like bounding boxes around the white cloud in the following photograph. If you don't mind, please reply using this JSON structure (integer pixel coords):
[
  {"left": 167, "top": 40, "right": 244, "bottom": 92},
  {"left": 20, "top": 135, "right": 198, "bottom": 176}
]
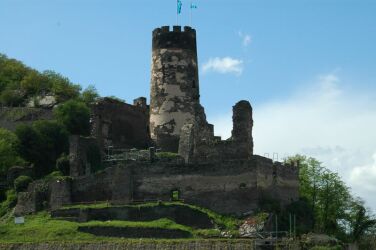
[
  {"left": 350, "top": 153, "right": 376, "bottom": 192},
  {"left": 202, "top": 57, "right": 244, "bottom": 76},
  {"left": 208, "top": 73, "right": 376, "bottom": 211},
  {"left": 238, "top": 31, "right": 252, "bottom": 47}
]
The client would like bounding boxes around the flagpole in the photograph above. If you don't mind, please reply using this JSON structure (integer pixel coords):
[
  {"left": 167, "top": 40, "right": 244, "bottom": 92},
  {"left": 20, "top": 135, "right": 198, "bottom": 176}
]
[
  {"left": 190, "top": 1, "right": 192, "bottom": 26},
  {"left": 177, "top": 0, "right": 179, "bottom": 25}
]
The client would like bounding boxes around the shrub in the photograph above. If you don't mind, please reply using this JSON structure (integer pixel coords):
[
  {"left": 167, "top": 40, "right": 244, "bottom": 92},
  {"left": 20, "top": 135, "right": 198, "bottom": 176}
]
[
  {"left": 0, "top": 189, "right": 17, "bottom": 217},
  {"left": 14, "top": 175, "right": 33, "bottom": 192},
  {"left": 53, "top": 100, "right": 91, "bottom": 136},
  {"left": 16, "top": 121, "right": 69, "bottom": 178},
  {"left": 0, "top": 128, "right": 25, "bottom": 175}
]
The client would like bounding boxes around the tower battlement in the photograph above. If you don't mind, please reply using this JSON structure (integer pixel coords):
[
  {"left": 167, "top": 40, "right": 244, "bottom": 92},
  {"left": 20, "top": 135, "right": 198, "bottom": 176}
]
[{"left": 152, "top": 26, "right": 196, "bottom": 51}]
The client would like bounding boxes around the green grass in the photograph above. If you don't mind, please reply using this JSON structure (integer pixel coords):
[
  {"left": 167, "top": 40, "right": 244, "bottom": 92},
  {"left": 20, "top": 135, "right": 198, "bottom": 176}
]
[
  {"left": 0, "top": 210, "right": 227, "bottom": 243},
  {"left": 0, "top": 212, "right": 183, "bottom": 243},
  {"left": 156, "top": 152, "right": 179, "bottom": 159},
  {"left": 61, "top": 201, "right": 240, "bottom": 230},
  {"left": 0, "top": 201, "right": 241, "bottom": 243}
]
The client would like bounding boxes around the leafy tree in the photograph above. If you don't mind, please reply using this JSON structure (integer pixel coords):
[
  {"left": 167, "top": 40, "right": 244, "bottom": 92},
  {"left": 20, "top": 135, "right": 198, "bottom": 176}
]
[
  {"left": 0, "top": 128, "right": 25, "bottom": 175},
  {"left": 20, "top": 70, "right": 51, "bottom": 96},
  {"left": 15, "top": 121, "right": 69, "bottom": 177},
  {"left": 0, "top": 88, "right": 25, "bottom": 106},
  {"left": 348, "top": 199, "right": 376, "bottom": 244},
  {"left": 43, "top": 70, "right": 81, "bottom": 102},
  {"left": 0, "top": 54, "right": 83, "bottom": 107},
  {"left": 0, "top": 54, "right": 29, "bottom": 93},
  {"left": 54, "top": 100, "right": 91, "bottom": 136},
  {"left": 285, "top": 155, "right": 375, "bottom": 242},
  {"left": 81, "top": 84, "right": 99, "bottom": 105}
]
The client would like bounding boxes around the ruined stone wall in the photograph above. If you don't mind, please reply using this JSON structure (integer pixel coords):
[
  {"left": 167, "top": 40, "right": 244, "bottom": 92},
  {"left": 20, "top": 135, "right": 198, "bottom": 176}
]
[
  {"left": 274, "top": 162, "right": 300, "bottom": 205},
  {"left": 231, "top": 100, "right": 253, "bottom": 157},
  {"left": 254, "top": 155, "right": 300, "bottom": 206},
  {"left": 0, "top": 107, "right": 53, "bottom": 131},
  {"left": 90, "top": 97, "right": 150, "bottom": 152},
  {"left": 150, "top": 26, "right": 200, "bottom": 152},
  {"left": 70, "top": 166, "right": 131, "bottom": 204},
  {"left": 69, "top": 135, "right": 100, "bottom": 177},
  {"left": 179, "top": 100, "right": 254, "bottom": 163},
  {"left": 131, "top": 160, "right": 259, "bottom": 215}
]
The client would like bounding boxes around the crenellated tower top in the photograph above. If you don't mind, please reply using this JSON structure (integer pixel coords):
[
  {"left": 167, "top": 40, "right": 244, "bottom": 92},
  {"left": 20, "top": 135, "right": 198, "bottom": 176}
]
[{"left": 152, "top": 26, "right": 197, "bottom": 51}]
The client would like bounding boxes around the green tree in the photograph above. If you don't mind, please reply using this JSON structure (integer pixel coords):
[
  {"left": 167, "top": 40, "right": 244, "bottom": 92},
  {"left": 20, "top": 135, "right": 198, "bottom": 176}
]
[
  {"left": 15, "top": 121, "right": 69, "bottom": 177},
  {"left": 81, "top": 84, "right": 99, "bottom": 105},
  {"left": 43, "top": 70, "right": 81, "bottom": 102},
  {"left": 348, "top": 199, "right": 376, "bottom": 244},
  {"left": 0, "top": 128, "right": 24, "bottom": 175},
  {"left": 286, "top": 155, "right": 353, "bottom": 237},
  {"left": 20, "top": 70, "right": 51, "bottom": 96},
  {"left": 54, "top": 100, "right": 91, "bottom": 136}
]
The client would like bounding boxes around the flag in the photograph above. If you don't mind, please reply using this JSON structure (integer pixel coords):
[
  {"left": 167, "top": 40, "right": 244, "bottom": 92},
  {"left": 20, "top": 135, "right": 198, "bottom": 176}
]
[
  {"left": 190, "top": 3, "right": 198, "bottom": 9},
  {"left": 177, "top": 0, "right": 183, "bottom": 14}
]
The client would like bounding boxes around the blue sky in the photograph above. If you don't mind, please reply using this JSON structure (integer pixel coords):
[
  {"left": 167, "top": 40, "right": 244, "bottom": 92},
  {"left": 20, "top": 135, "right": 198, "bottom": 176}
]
[{"left": 1, "top": 0, "right": 376, "bottom": 210}]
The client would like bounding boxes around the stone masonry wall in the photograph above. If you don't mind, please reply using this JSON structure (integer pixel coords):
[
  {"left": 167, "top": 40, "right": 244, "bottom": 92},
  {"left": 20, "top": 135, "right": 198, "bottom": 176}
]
[
  {"left": 0, "top": 107, "right": 53, "bottom": 131},
  {"left": 150, "top": 26, "right": 200, "bottom": 152},
  {"left": 90, "top": 97, "right": 150, "bottom": 152},
  {"left": 69, "top": 135, "right": 100, "bottom": 177},
  {"left": 64, "top": 156, "right": 299, "bottom": 216}
]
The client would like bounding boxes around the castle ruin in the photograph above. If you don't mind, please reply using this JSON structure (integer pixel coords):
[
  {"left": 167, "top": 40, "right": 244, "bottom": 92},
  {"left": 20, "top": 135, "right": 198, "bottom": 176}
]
[{"left": 14, "top": 26, "right": 299, "bottom": 216}]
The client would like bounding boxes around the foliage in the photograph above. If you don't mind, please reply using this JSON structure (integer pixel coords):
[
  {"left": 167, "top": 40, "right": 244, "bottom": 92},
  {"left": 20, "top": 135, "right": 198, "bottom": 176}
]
[
  {"left": 0, "top": 189, "right": 17, "bottom": 217},
  {"left": 0, "top": 54, "right": 82, "bottom": 107},
  {"left": 15, "top": 121, "right": 69, "bottom": 178},
  {"left": 43, "top": 70, "right": 81, "bottom": 102},
  {"left": 56, "top": 153, "right": 70, "bottom": 176},
  {"left": 285, "top": 155, "right": 376, "bottom": 242},
  {"left": 54, "top": 100, "right": 91, "bottom": 136},
  {"left": 348, "top": 199, "right": 376, "bottom": 243},
  {"left": 80, "top": 85, "right": 99, "bottom": 105},
  {"left": 0, "top": 128, "right": 25, "bottom": 175},
  {"left": 14, "top": 175, "right": 33, "bottom": 192}
]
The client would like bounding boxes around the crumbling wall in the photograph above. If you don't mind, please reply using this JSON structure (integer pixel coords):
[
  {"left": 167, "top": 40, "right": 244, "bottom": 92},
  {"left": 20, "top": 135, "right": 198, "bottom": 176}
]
[
  {"left": 49, "top": 179, "right": 72, "bottom": 210},
  {"left": 178, "top": 100, "right": 254, "bottom": 163},
  {"left": 231, "top": 100, "right": 253, "bottom": 157},
  {"left": 150, "top": 26, "right": 200, "bottom": 152},
  {"left": 274, "top": 162, "right": 300, "bottom": 205},
  {"left": 90, "top": 97, "right": 150, "bottom": 152},
  {"left": 69, "top": 135, "right": 101, "bottom": 177},
  {"left": 131, "top": 160, "right": 259, "bottom": 215},
  {"left": 0, "top": 107, "right": 53, "bottom": 131},
  {"left": 70, "top": 166, "right": 131, "bottom": 204}
]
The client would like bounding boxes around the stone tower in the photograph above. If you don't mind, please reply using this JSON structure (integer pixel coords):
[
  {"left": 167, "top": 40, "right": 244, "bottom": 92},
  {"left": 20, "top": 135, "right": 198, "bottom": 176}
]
[
  {"left": 150, "top": 26, "right": 200, "bottom": 152},
  {"left": 232, "top": 101, "right": 254, "bottom": 158}
]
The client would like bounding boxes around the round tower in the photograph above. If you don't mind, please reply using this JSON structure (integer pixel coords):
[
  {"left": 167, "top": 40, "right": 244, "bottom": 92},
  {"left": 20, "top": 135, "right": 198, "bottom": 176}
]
[{"left": 150, "top": 26, "right": 200, "bottom": 152}]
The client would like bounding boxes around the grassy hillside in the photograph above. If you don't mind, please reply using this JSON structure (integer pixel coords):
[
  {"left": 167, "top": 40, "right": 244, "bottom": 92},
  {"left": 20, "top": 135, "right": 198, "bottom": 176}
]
[{"left": 0, "top": 202, "right": 240, "bottom": 243}]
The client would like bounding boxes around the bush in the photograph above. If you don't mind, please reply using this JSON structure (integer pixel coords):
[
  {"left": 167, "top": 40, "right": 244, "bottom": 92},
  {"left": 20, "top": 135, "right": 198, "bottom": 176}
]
[
  {"left": 14, "top": 175, "right": 33, "bottom": 192},
  {"left": 0, "top": 128, "right": 25, "bottom": 175},
  {"left": 54, "top": 100, "right": 91, "bottom": 136},
  {"left": 0, "top": 189, "right": 17, "bottom": 217},
  {"left": 16, "top": 121, "right": 69, "bottom": 178}
]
